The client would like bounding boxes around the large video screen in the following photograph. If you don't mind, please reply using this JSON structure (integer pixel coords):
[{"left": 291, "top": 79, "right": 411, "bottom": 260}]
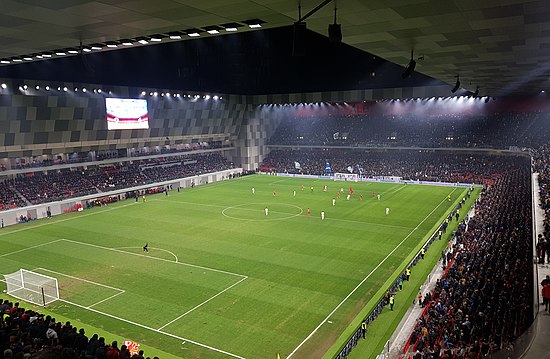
[{"left": 106, "top": 98, "right": 149, "bottom": 130}]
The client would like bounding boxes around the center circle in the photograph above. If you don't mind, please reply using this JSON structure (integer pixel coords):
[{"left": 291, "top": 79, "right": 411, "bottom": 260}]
[{"left": 221, "top": 203, "right": 303, "bottom": 221}]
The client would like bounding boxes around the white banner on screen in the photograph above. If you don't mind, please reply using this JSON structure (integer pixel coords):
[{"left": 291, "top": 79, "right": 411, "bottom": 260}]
[{"left": 106, "top": 98, "right": 149, "bottom": 130}]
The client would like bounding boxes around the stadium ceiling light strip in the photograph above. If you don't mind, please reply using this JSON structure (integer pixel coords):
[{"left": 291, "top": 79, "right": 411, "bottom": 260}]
[{"left": 0, "top": 19, "right": 266, "bottom": 66}]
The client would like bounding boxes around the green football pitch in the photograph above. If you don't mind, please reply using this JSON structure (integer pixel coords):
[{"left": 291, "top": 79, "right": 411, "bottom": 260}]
[{"left": 0, "top": 175, "right": 472, "bottom": 359}]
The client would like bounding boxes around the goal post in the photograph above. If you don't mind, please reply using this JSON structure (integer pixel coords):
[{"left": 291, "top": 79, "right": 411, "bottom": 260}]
[
  {"left": 3, "top": 269, "right": 59, "bottom": 307},
  {"left": 334, "top": 172, "right": 360, "bottom": 182}
]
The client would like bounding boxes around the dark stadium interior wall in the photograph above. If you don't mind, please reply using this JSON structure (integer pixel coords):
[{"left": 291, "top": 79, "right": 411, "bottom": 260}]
[
  {"left": 0, "top": 26, "right": 443, "bottom": 96},
  {"left": 229, "top": 106, "right": 286, "bottom": 170},
  {"left": 0, "top": 79, "right": 248, "bottom": 158}
]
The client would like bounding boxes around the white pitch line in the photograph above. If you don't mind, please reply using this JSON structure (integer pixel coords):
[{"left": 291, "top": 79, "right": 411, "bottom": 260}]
[
  {"left": 88, "top": 291, "right": 126, "bottom": 309},
  {"left": 59, "top": 238, "right": 247, "bottom": 279},
  {"left": 56, "top": 298, "right": 246, "bottom": 359},
  {"left": 115, "top": 247, "right": 179, "bottom": 263},
  {"left": 156, "top": 198, "right": 414, "bottom": 229},
  {"left": 286, "top": 188, "right": 458, "bottom": 358},
  {"left": 158, "top": 275, "right": 248, "bottom": 331},
  {"left": 0, "top": 202, "right": 139, "bottom": 238},
  {"left": 36, "top": 267, "right": 125, "bottom": 293},
  {"left": 0, "top": 239, "right": 64, "bottom": 258}
]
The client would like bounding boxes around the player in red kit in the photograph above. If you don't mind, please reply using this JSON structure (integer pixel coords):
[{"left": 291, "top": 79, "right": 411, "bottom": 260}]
[
  {"left": 301, "top": 184, "right": 304, "bottom": 191},
  {"left": 337, "top": 191, "right": 341, "bottom": 198},
  {"left": 307, "top": 208, "right": 311, "bottom": 216},
  {"left": 273, "top": 191, "right": 276, "bottom": 196},
  {"left": 360, "top": 193, "right": 363, "bottom": 200}
]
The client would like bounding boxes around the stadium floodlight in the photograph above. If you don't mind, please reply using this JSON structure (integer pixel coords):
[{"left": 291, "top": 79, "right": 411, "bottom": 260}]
[
  {"left": 3, "top": 269, "right": 59, "bottom": 307},
  {"left": 136, "top": 37, "right": 149, "bottom": 45},
  {"left": 222, "top": 23, "right": 241, "bottom": 32},
  {"left": 168, "top": 32, "right": 183, "bottom": 40},
  {"left": 184, "top": 29, "right": 201, "bottom": 37},
  {"left": 242, "top": 19, "right": 265, "bottom": 29},
  {"left": 203, "top": 26, "right": 222, "bottom": 34},
  {"left": 150, "top": 34, "right": 165, "bottom": 42}
]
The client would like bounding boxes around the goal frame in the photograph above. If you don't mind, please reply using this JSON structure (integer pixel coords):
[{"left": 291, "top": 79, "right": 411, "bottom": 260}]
[{"left": 3, "top": 269, "right": 59, "bottom": 307}]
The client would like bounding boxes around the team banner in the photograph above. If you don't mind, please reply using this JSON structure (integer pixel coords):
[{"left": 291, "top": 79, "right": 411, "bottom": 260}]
[
  {"left": 123, "top": 341, "right": 140, "bottom": 356},
  {"left": 325, "top": 160, "right": 333, "bottom": 174}
]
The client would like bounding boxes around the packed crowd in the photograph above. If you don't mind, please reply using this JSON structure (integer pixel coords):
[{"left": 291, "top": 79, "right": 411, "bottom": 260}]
[
  {"left": 533, "top": 145, "right": 550, "bottom": 264},
  {"left": 0, "top": 154, "right": 233, "bottom": 209},
  {"left": 260, "top": 149, "right": 520, "bottom": 184},
  {"left": 269, "top": 111, "right": 549, "bottom": 148},
  {"left": 403, "top": 164, "right": 533, "bottom": 358},
  {"left": 0, "top": 298, "right": 157, "bottom": 359},
  {"left": 1, "top": 141, "right": 229, "bottom": 172},
  {"left": 0, "top": 182, "right": 26, "bottom": 211}
]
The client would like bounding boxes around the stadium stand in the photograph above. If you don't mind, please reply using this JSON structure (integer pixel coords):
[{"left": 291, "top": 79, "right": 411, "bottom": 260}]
[
  {"left": 260, "top": 149, "right": 517, "bottom": 185},
  {"left": 0, "top": 181, "right": 26, "bottom": 211},
  {"left": 0, "top": 297, "right": 151, "bottom": 358},
  {"left": 399, "top": 164, "right": 533, "bottom": 358},
  {"left": 268, "top": 112, "right": 550, "bottom": 148},
  {"left": 0, "top": 154, "right": 234, "bottom": 210}
]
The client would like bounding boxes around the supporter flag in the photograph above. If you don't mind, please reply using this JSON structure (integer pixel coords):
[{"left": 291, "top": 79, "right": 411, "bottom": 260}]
[
  {"left": 347, "top": 165, "right": 353, "bottom": 173},
  {"left": 294, "top": 161, "right": 301, "bottom": 169},
  {"left": 333, "top": 132, "right": 340, "bottom": 140},
  {"left": 123, "top": 341, "right": 140, "bottom": 356},
  {"left": 356, "top": 164, "right": 364, "bottom": 175},
  {"left": 325, "top": 160, "right": 333, "bottom": 174}
]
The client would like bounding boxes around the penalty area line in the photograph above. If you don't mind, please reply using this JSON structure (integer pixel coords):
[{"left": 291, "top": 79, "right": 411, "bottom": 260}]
[
  {"left": 56, "top": 298, "right": 246, "bottom": 359},
  {"left": 157, "top": 275, "right": 248, "bottom": 331},
  {"left": 286, "top": 188, "right": 458, "bottom": 358},
  {"left": 59, "top": 238, "right": 246, "bottom": 279}
]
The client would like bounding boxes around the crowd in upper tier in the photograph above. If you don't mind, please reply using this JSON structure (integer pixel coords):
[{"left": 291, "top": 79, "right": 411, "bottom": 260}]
[
  {"left": 1, "top": 141, "right": 230, "bottom": 172},
  {"left": 260, "top": 149, "right": 519, "bottom": 185},
  {"left": 0, "top": 154, "right": 234, "bottom": 210},
  {"left": 269, "top": 111, "right": 550, "bottom": 148},
  {"left": 401, "top": 164, "right": 532, "bottom": 358}
]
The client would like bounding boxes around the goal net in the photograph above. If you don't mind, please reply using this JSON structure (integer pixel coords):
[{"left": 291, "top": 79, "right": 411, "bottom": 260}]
[
  {"left": 334, "top": 172, "right": 359, "bottom": 182},
  {"left": 3, "top": 269, "right": 59, "bottom": 306}
]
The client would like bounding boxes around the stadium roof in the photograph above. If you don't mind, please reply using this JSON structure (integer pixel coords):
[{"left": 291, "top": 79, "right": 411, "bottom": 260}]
[{"left": 0, "top": 0, "right": 546, "bottom": 96}]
